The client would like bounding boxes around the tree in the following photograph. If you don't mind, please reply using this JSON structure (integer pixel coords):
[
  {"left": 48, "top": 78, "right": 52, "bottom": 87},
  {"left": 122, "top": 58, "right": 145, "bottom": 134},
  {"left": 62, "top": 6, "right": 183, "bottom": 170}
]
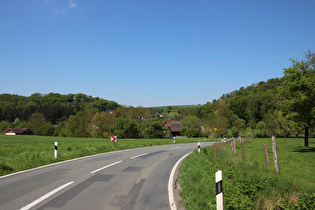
[
  {"left": 28, "top": 112, "right": 46, "bottom": 133},
  {"left": 255, "top": 121, "right": 268, "bottom": 138},
  {"left": 181, "top": 115, "right": 201, "bottom": 137},
  {"left": 129, "top": 106, "right": 149, "bottom": 123},
  {"left": 111, "top": 117, "right": 139, "bottom": 138},
  {"left": 278, "top": 50, "right": 315, "bottom": 147},
  {"left": 64, "top": 110, "right": 94, "bottom": 137},
  {"left": 89, "top": 112, "right": 115, "bottom": 138},
  {"left": 274, "top": 110, "right": 294, "bottom": 142}
]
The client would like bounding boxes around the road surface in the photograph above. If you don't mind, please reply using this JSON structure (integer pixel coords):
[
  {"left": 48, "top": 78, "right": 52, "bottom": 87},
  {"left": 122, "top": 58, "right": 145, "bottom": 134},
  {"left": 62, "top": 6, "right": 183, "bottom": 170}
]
[{"left": 0, "top": 142, "right": 215, "bottom": 210}]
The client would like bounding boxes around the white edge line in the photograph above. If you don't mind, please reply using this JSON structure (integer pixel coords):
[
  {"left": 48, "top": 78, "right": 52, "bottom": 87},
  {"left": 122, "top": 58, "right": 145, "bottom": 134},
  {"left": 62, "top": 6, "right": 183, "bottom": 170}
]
[
  {"left": 0, "top": 150, "right": 125, "bottom": 179},
  {"left": 168, "top": 152, "right": 192, "bottom": 210},
  {"left": 90, "top": 160, "right": 122, "bottom": 174},
  {"left": 1, "top": 144, "right": 181, "bottom": 179},
  {"left": 130, "top": 153, "right": 148, "bottom": 159},
  {"left": 20, "top": 181, "right": 74, "bottom": 210}
]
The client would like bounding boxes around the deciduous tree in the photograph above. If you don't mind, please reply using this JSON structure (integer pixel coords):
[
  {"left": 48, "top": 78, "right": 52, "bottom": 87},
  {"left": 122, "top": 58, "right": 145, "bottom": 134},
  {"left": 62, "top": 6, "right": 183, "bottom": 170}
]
[{"left": 278, "top": 50, "right": 315, "bottom": 147}]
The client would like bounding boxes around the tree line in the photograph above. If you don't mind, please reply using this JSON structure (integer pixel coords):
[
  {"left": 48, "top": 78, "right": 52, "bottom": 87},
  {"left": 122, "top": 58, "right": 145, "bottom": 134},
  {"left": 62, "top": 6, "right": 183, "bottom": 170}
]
[
  {"left": 0, "top": 93, "right": 119, "bottom": 124},
  {"left": 0, "top": 51, "right": 314, "bottom": 146}
]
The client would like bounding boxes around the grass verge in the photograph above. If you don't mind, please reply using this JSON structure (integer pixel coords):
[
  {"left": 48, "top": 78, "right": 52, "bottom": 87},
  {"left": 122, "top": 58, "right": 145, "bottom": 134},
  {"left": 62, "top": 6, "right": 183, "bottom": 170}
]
[
  {"left": 0, "top": 135, "right": 213, "bottom": 176},
  {"left": 179, "top": 138, "right": 315, "bottom": 209}
]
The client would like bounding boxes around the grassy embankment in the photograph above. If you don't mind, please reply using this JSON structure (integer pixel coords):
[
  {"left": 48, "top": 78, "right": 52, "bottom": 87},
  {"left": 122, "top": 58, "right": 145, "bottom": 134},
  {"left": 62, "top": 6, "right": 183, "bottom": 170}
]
[
  {"left": 179, "top": 138, "right": 315, "bottom": 209},
  {"left": 0, "top": 135, "right": 213, "bottom": 176}
]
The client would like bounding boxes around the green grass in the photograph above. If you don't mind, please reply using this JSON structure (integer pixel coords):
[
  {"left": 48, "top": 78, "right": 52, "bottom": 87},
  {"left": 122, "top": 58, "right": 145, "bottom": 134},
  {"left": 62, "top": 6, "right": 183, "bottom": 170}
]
[
  {"left": 238, "top": 138, "right": 315, "bottom": 193},
  {"left": 0, "top": 135, "right": 214, "bottom": 176},
  {"left": 179, "top": 138, "right": 315, "bottom": 209}
]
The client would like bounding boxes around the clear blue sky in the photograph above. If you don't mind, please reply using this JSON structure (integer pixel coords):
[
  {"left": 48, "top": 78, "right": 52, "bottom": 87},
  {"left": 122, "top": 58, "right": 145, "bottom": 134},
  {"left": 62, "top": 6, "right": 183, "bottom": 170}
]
[{"left": 1, "top": 0, "right": 314, "bottom": 107}]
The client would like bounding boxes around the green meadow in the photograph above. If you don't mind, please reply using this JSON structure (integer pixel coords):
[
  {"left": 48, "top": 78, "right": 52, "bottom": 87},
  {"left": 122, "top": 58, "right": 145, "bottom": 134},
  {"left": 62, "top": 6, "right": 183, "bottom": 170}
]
[
  {"left": 179, "top": 138, "right": 315, "bottom": 209},
  {"left": 0, "top": 135, "right": 211, "bottom": 176}
]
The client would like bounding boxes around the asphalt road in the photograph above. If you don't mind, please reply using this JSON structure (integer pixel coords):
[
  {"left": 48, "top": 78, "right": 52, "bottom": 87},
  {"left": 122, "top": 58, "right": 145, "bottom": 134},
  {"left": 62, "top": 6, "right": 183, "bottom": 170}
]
[{"left": 0, "top": 141, "right": 215, "bottom": 210}]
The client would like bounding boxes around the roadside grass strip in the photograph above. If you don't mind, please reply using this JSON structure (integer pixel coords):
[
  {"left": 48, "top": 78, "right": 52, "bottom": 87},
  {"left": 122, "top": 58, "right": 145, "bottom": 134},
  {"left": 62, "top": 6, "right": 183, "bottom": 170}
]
[{"left": 179, "top": 138, "right": 315, "bottom": 209}]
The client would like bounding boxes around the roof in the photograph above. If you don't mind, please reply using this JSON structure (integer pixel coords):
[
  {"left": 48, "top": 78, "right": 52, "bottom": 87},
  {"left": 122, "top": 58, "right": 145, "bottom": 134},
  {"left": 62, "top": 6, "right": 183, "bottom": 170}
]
[
  {"left": 0, "top": 128, "right": 34, "bottom": 135},
  {"left": 170, "top": 121, "right": 181, "bottom": 132},
  {"left": 162, "top": 121, "right": 181, "bottom": 132}
]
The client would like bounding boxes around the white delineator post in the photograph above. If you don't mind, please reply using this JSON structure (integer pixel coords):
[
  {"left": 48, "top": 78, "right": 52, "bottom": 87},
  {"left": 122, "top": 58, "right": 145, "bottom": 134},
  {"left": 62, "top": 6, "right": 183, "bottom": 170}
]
[
  {"left": 198, "top": 142, "right": 201, "bottom": 153},
  {"left": 215, "top": 170, "right": 223, "bottom": 210},
  {"left": 54, "top": 142, "right": 58, "bottom": 158}
]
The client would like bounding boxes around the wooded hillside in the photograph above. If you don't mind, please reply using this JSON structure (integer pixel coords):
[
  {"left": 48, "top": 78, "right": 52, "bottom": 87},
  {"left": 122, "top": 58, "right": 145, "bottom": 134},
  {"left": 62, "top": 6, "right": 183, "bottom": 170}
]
[{"left": 1, "top": 52, "right": 314, "bottom": 146}]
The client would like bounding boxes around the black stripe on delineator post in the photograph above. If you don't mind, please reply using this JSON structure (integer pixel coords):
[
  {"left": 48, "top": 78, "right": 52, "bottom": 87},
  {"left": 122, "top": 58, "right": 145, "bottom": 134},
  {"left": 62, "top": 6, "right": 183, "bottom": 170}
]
[{"left": 216, "top": 180, "right": 222, "bottom": 195}]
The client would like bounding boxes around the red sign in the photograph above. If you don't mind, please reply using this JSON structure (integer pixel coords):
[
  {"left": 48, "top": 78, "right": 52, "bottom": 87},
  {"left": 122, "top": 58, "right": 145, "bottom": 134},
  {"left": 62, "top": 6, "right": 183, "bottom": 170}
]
[{"left": 111, "top": 136, "right": 117, "bottom": 142}]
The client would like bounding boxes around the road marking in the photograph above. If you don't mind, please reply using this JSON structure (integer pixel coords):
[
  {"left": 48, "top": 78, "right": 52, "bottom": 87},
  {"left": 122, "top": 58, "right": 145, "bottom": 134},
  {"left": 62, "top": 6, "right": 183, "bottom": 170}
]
[
  {"left": 20, "top": 181, "right": 74, "bottom": 210},
  {"left": 168, "top": 152, "right": 191, "bottom": 210},
  {"left": 90, "top": 160, "right": 123, "bottom": 174},
  {"left": 170, "top": 146, "right": 181, "bottom": 150},
  {"left": 130, "top": 153, "right": 148, "bottom": 159},
  {"left": 0, "top": 150, "right": 125, "bottom": 179}
]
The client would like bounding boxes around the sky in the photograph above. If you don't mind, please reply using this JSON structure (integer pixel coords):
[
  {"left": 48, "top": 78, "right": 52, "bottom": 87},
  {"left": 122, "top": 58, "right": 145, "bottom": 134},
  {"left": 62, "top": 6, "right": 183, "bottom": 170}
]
[{"left": 1, "top": 0, "right": 314, "bottom": 107}]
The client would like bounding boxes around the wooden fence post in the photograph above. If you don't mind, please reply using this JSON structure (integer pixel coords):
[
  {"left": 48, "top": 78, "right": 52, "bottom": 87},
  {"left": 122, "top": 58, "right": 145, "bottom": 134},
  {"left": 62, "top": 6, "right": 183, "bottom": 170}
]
[
  {"left": 231, "top": 138, "right": 234, "bottom": 152},
  {"left": 241, "top": 141, "right": 246, "bottom": 162},
  {"left": 272, "top": 136, "right": 280, "bottom": 173},
  {"left": 263, "top": 144, "right": 270, "bottom": 168},
  {"left": 233, "top": 137, "right": 237, "bottom": 154}
]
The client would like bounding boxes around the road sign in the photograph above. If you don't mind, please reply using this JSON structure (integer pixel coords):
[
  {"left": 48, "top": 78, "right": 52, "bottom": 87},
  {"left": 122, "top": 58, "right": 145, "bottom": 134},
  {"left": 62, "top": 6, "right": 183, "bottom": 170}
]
[{"left": 111, "top": 136, "right": 117, "bottom": 142}]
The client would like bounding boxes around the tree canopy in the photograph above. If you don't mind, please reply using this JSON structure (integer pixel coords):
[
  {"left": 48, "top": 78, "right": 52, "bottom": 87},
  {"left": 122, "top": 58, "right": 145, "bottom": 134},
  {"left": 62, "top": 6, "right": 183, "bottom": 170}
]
[{"left": 278, "top": 50, "right": 315, "bottom": 147}]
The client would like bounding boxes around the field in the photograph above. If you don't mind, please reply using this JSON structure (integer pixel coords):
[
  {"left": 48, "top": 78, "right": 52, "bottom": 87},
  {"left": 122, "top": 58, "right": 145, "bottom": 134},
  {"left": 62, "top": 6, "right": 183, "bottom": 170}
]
[
  {"left": 0, "top": 135, "right": 212, "bottom": 176},
  {"left": 179, "top": 137, "right": 315, "bottom": 209}
]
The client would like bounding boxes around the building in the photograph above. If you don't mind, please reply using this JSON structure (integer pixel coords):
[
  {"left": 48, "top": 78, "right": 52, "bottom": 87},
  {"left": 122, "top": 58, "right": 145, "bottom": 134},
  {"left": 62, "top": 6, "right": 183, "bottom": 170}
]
[
  {"left": 162, "top": 121, "right": 181, "bottom": 136},
  {"left": 0, "top": 128, "right": 34, "bottom": 135}
]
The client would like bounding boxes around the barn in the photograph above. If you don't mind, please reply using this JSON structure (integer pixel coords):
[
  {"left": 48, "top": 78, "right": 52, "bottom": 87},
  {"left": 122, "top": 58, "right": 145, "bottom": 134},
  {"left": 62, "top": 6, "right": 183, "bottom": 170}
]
[{"left": 0, "top": 128, "right": 34, "bottom": 135}]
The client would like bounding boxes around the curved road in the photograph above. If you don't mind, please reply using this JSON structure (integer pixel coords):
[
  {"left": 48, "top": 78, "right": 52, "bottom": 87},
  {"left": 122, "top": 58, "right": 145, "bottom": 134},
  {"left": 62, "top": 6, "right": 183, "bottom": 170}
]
[{"left": 0, "top": 142, "right": 215, "bottom": 210}]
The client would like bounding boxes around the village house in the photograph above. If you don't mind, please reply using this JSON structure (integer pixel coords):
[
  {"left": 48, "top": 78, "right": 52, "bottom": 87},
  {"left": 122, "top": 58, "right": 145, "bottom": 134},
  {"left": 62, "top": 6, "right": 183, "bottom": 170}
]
[
  {"left": 0, "top": 128, "right": 34, "bottom": 135},
  {"left": 162, "top": 121, "right": 181, "bottom": 136}
]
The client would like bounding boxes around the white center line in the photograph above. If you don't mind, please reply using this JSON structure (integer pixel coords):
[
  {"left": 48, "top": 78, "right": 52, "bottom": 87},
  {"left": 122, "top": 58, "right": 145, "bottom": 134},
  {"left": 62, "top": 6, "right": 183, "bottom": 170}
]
[
  {"left": 90, "top": 160, "right": 123, "bottom": 174},
  {"left": 20, "top": 181, "right": 74, "bottom": 210},
  {"left": 130, "top": 153, "right": 148, "bottom": 159},
  {"left": 171, "top": 146, "right": 181, "bottom": 150}
]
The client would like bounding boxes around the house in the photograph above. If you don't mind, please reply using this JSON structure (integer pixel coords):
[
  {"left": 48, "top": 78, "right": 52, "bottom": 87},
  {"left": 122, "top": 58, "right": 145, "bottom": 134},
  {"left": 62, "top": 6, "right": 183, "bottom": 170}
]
[
  {"left": 154, "top": 113, "right": 163, "bottom": 118},
  {"left": 0, "top": 128, "right": 34, "bottom": 135},
  {"left": 162, "top": 121, "right": 181, "bottom": 136}
]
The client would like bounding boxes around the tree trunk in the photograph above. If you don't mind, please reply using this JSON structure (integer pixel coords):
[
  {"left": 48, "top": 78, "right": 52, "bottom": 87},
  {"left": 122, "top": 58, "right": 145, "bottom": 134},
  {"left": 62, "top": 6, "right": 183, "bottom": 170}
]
[{"left": 304, "top": 126, "right": 309, "bottom": 147}]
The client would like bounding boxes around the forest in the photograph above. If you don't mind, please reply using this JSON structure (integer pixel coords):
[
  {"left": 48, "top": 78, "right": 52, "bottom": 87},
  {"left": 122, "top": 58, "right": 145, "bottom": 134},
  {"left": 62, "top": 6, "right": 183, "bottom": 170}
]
[{"left": 1, "top": 52, "right": 314, "bottom": 147}]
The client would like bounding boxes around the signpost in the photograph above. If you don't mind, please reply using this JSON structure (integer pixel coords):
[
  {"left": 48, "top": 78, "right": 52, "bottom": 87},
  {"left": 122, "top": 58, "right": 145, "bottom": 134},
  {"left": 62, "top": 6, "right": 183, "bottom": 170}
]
[{"left": 111, "top": 136, "right": 117, "bottom": 146}]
